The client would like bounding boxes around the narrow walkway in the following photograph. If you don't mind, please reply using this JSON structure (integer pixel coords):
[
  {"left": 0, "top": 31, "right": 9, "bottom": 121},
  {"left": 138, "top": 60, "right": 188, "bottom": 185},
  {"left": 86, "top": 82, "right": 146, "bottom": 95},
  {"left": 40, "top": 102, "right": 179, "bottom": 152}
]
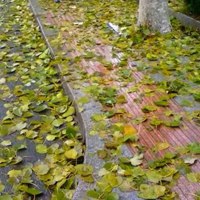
[{"left": 34, "top": 0, "right": 200, "bottom": 199}]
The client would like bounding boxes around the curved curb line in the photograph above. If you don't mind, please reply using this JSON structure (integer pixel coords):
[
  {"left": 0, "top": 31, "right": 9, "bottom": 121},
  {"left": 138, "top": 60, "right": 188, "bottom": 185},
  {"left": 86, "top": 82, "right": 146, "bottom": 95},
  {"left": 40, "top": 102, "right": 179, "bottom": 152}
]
[
  {"left": 29, "top": 0, "right": 140, "bottom": 199},
  {"left": 169, "top": 9, "right": 200, "bottom": 32}
]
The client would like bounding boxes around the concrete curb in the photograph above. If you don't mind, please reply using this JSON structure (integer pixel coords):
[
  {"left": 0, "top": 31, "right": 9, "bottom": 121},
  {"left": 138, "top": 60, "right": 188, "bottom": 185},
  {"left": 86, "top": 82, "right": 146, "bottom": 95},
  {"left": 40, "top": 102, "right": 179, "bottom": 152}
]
[
  {"left": 169, "top": 9, "right": 200, "bottom": 32},
  {"left": 29, "top": 0, "right": 140, "bottom": 199}
]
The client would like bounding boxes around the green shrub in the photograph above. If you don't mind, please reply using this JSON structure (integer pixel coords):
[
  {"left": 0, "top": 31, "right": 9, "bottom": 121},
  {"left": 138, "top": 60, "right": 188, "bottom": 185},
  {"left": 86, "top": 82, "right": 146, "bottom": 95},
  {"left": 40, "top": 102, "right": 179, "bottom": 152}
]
[{"left": 185, "top": 0, "right": 200, "bottom": 15}]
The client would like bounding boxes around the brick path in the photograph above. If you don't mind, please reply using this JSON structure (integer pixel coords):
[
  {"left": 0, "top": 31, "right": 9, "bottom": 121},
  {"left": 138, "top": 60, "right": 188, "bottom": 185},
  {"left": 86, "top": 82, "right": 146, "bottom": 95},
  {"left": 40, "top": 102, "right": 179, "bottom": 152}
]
[{"left": 41, "top": 4, "right": 200, "bottom": 200}]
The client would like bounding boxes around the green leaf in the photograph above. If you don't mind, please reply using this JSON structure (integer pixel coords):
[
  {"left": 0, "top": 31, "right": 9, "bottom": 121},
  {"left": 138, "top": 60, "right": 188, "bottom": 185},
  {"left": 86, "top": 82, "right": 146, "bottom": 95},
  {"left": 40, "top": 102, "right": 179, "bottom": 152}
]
[
  {"left": 75, "top": 164, "right": 93, "bottom": 176},
  {"left": 80, "top": 174, "right": 94, "bottom": 183},
  {"left": 66, "top": 116, "right": 73, "bottom": 122},
  {"left": 127, "top": 86, "right": 138, "bottom": 93},
  {"left": 33, "top": 161, "right": 50, "bottom": 175},
  {"left": 97, "top": 150, "right": 108, "bottom": 159},
  {"left": 141, "top": 105, "right": 157, "bottom": 113},
  {"left": 138, "top": 184, "right": 166, "bottom": 199},
  {"left": 52, "top": 119, "right": 65, "bottom": 127},
  {"left": 193, "top": 92, "right": 200, "bottom": 102},
  {"left": 87, "top": 190, "right": 101, "bottom": 198},
  {"left": 8, "top": 169, "right": 22, "bottom": 178},
  {"left": 132, "top": 116, "right": 147, "bottom": 125},
  {"left": 16, "top": 122, "right": 27, "bottom": 131},
  {"left": 39, "top": 49, "right": 49, "bottom": 59},
  {"left": 0, "top": 181, "right": 5, "bottom": 192},
  {"left": 52, "top": 189, "right": 69, "bottom": 200},
  {"left": 83, "top": 51, "right": 96, "bottom": 59},
  {"left": 25, "top": 130, "right": 38, "bottom": 139},
  {"left": 77, "top": 96, "right": 90, "bottom": 105},
  {"left": 0, "top": 147, "right": 16, "bottom": 166},
  {"left": 187, "top": 143, "right": 200, "bottom": 154},
  {"left": 34, "top": 104, "right": 48, "bottom": 112},
  {"left": 0, "top": 125, "right": 11, "bottom": 135},
  {"left": 187, "top": 173, "right": 200, "bottom": 183},
  {"left": 106, "top": 192, "right": 119, "bottom": 200},
  {"left": 63, "top": 106, "right": 75, "bottom": 117},
  {"left": 150, "top": 117, "right": 163, "bottom": 127},
  {"left": 180, "top": 99, "right": 193, "bottom": 107},
  {"left": 122, "top": 134, "right": 137, "bottom": 142},
  {"left": 146, "top": 53, "right": 158, "bottom": 61},
  {"left": 118, "top": 69, "right": 132, "bottom": 79},
  {"left": 116, "top": 95, "right": 127, "bottom": 104},
  {"left": 131, "top": 166, "right": 145, "bottom": 177},
  {"left": 154, "top": 99, "right": 169, "bottom": 107},
  {"left": 166, "top": 79, "right": 185, "bottom": 93},
  {"left": 148, "top": 155, "right": 173, "bottom": 169},
  {"left": 13, "top": 107, "right": 23, "bottom": 117},
  {"left": 119, "top": 179, "right": 135, "bottom": 192},
  {"left": 0, "top": 195, "right": 12, "bottom": 200},
  {"left": 46, "top": 134, "right": 56, "bottom": 141},
  {"left": 146, "top": 170, "right": 162, "bottom": 183},
  {"left": 64, "top": 125, "right": 77, "bottom": 138},
  {"left": 159, "top": 166, "right": 177, "bottom": 182},
  {"left": 36, "top": 144, "right": 47, "bottom": 154},
  {"left": 14, "top": 143, "right": 27, "bottom": 150},
  {"left": 18, "top": 185, "right": 42, "bottom": 195},
  {"left": 64, "top": 149, "right": 78, "bottom": 159},
  {"left": 153, "top": 142, "right": 169, "bottom": 152},
  {"left": 101, "top": 173, "right": 119, "bottom": 187},
  {"left": 164, "top": 115, "right": 182, "bottom": 127},
  {"left": 91, "top": 113, "right": 106, "bottom": 122}
]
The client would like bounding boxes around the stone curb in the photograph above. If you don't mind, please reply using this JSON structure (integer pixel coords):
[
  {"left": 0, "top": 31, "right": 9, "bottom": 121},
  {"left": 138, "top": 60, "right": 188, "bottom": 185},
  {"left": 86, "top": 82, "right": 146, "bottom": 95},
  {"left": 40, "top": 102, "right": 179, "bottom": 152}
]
[
  {"left": 169, "top": 9, "right": 200, "bottom": 32},
  {"left": 29, "top": 0, "right": 140, "bottom": 199}
]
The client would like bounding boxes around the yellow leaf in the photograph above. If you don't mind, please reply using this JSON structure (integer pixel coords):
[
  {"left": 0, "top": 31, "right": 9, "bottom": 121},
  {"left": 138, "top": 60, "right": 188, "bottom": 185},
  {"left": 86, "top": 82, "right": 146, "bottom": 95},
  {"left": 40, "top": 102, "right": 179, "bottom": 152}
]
[
  {"left": 123, "top": 124, "right": 137, "bottom": 136},
  {"left": 64, "top": 149, "right": 78, "bottom": 159},
  {"left": 154, "top": 142, "right": 169, "bottom": 152}
]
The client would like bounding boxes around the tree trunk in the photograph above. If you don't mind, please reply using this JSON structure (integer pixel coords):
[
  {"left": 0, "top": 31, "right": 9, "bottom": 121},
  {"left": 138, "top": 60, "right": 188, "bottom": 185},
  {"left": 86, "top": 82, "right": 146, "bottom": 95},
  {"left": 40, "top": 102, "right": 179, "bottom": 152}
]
[{"left": 138, "top": 0, "right": 171, "bottom": 33}]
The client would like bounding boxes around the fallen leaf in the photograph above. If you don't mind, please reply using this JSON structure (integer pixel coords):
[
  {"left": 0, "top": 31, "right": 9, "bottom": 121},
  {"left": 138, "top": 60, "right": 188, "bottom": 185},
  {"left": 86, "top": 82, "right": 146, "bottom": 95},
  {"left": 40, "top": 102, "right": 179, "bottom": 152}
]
[
  {"left": 153, "top": 142, "right": 169, "bottom": 152},
  {"left": 138, "top": 184, "right": 166, "bottom": 199},
  {"left": 142, "top": 105, "right": 157, "bottom": 113},
  {"left": 130, "top": 154, "right": 143, "bottom": 166},
  {"left": 64, "top": 149, "right": 78, "bottom": 159},
  {"left": 123, "top": 124, "right": 137, "bottom": 135},
  {"left": 36, "top": 144, "right": 47, "bottom": 154},
  {"left": 1, "top": 140, "right": 12, "bottom": 146},
  {"left": 33, "top": 161, "right": 50, "bottom": 175},
  {"left": 184, "top": 157, "right": 197, "bottom": 165},
  {"left": 187, "top": 172, "right": 200, "bottom": 183}
]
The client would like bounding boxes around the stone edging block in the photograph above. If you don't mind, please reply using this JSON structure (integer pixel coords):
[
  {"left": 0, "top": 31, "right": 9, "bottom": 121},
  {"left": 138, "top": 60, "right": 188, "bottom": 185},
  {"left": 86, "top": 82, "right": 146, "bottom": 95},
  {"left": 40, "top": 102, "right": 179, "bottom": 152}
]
[{"left": 169, "top": 9, "right": 200, "bottom": 32}]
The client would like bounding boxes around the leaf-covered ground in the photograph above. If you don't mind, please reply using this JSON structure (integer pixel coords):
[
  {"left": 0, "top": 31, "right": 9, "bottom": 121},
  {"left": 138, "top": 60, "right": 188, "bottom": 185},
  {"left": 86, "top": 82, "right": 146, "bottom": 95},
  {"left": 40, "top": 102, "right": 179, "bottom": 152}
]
[
  {"left": 0, "top": 0, "right": 84, "bottom": 199},
  {"left": 1, "top": 0, "right": 200, "bottom": 199},
  {"left": 168, "top": 0, "right": 188, "bottom": 13},
  {"left": 35, "top": 0, "right": 200, "bottom": 199}
]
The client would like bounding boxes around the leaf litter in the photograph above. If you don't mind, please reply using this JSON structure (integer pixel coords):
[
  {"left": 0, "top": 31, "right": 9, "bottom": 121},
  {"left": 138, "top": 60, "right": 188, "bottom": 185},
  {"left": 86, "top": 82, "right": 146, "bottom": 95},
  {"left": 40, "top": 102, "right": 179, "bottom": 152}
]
[
  {"left": 11, "top": 0, "right": 200, "bottom": 199},
  {"left": 0, "top": 0, "right": 84, "bottom": 199},
  {"left": 40, "top": 0, "right": 200, "bottom": 199}
]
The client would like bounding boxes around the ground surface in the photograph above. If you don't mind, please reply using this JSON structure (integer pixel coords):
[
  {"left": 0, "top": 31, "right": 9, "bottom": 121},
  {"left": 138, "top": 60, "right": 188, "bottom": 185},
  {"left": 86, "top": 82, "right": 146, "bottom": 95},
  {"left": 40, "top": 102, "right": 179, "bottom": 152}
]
[
  {"left": 0, "top": 0, "right": 83, "bottom": 199},
  {"left": 0, "top": 0, "right": 200, "bottom": 199},
  {"left": 33, "top": 0, "right": 200, "bottom": 199}
]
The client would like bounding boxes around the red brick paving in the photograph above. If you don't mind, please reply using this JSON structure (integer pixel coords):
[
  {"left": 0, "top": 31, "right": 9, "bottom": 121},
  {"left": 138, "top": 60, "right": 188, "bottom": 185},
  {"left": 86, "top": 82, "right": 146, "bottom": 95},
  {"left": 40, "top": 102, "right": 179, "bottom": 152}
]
[{"left": 44, "top": 9, "right": 200, "bottom": 200}]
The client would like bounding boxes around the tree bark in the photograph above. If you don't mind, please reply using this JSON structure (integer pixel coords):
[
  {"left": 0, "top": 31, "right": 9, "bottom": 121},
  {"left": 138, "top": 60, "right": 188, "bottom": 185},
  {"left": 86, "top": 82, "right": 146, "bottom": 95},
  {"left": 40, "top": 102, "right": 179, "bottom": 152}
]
[{"left": 138, "top": 0, "right": 171, "bottom": 33}]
